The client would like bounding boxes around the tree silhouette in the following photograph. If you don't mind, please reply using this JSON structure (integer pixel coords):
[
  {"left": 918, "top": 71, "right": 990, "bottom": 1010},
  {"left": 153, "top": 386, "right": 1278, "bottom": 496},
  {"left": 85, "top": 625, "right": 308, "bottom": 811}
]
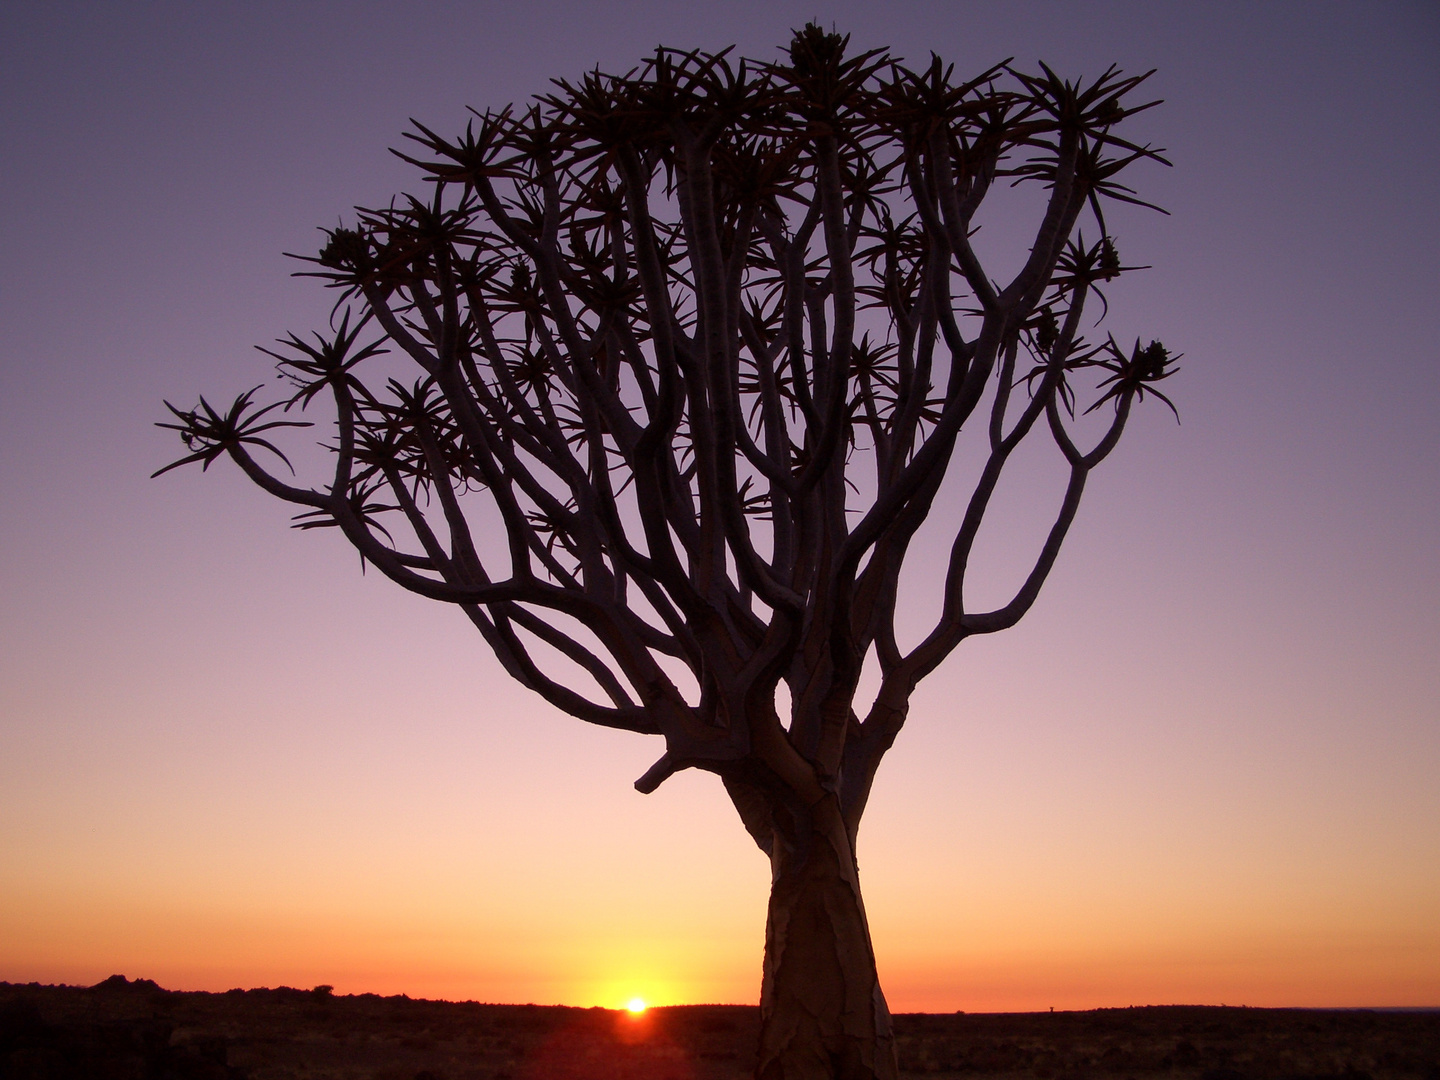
[{"left": 159, "top": 26, "right": 1174, "bottom": 1080}]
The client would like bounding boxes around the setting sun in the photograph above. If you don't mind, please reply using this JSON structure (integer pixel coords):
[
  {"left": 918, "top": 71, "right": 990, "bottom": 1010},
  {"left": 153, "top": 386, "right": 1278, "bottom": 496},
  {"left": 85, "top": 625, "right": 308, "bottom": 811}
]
[{"left": 626, "top": 998, "right": 647, "bottom": 1015}]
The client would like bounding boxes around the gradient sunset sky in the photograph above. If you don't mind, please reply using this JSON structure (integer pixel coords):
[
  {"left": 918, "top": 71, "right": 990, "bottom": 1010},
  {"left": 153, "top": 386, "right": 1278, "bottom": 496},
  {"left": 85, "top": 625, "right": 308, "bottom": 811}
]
[{"left": 1, "top": 1, "right": 1436, "bottom": 1013}]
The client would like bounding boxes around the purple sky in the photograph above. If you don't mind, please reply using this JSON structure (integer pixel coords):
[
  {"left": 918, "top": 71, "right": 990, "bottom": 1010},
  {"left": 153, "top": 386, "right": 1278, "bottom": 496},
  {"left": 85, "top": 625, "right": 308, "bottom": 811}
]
[{"left": 1, "top": 2, "right": 1437, "bottom": 1009}]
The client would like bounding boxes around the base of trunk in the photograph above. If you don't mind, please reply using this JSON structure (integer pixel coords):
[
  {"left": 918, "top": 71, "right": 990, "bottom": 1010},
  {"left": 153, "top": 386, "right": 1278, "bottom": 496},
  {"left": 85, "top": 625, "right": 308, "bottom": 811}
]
[{"left": 756, "top": 800, "right": 896, "bottom": 1080}]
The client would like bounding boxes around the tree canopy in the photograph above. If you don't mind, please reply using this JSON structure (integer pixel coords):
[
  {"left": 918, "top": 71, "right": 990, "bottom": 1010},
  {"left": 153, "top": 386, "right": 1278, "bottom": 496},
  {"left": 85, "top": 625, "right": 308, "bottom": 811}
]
[{"left": 159, "top": 26, "right": 1174, "bottom": 1078}]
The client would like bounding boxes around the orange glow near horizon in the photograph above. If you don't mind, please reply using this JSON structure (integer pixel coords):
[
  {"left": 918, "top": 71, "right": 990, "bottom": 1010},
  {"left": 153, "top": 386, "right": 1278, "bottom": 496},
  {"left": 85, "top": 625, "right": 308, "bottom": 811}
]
[
  {"left": 4, "top": 880, "right": 1438, "bottom": 1012},
  {"left": 2, "top": 751, "right": 1438, "bottom": 1012}
]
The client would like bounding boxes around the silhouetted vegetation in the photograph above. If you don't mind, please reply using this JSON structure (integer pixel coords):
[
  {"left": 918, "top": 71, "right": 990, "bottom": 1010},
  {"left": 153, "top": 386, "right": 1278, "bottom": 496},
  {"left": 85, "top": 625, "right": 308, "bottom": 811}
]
[
  {"left": 6, "top": 979, "right": 1439, "bottom": 1080},
  {"left": 158, "top": 25, "right": 1177, "bottom": 1078}
]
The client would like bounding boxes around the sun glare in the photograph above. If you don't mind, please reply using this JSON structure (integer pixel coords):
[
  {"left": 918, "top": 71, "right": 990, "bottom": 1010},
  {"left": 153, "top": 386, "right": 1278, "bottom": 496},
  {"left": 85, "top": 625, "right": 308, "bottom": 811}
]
[{"left": 626, "top": 997, "right": 647, "bottom": 1015}]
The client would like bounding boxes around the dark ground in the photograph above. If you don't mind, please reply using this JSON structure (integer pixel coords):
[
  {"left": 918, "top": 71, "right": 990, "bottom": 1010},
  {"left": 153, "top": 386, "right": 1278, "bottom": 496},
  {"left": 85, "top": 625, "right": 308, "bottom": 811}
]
[{"left": 2, "top": 976, "right": 1437, "bottom": 1080}]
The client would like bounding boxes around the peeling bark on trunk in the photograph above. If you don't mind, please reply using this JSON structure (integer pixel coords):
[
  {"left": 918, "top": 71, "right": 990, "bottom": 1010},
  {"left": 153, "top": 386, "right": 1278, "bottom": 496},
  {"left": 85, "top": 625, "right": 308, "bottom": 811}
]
[{"left": 756, "top": 797, "right": 897, "bottom": 1080}]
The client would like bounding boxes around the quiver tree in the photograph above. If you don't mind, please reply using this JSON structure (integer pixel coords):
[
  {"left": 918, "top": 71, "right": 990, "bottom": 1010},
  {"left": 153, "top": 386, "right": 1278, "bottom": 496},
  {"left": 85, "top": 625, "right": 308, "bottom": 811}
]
[{"left": 159, "top": 26, "right": 1174, "bottom": 1080}]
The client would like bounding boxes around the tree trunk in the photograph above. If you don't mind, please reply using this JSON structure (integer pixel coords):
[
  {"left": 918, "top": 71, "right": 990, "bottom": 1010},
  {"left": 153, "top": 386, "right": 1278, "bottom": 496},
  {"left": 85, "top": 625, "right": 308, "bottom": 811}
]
[{"left": 756, "top": 796, "right": 897, "bottom": 1080}]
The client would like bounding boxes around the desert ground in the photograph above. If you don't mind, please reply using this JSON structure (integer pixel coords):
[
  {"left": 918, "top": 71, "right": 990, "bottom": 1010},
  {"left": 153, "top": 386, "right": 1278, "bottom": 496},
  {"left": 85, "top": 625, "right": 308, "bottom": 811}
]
[{"left": 2, "top": 976, "right": 1437, "bottom": 1080}]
